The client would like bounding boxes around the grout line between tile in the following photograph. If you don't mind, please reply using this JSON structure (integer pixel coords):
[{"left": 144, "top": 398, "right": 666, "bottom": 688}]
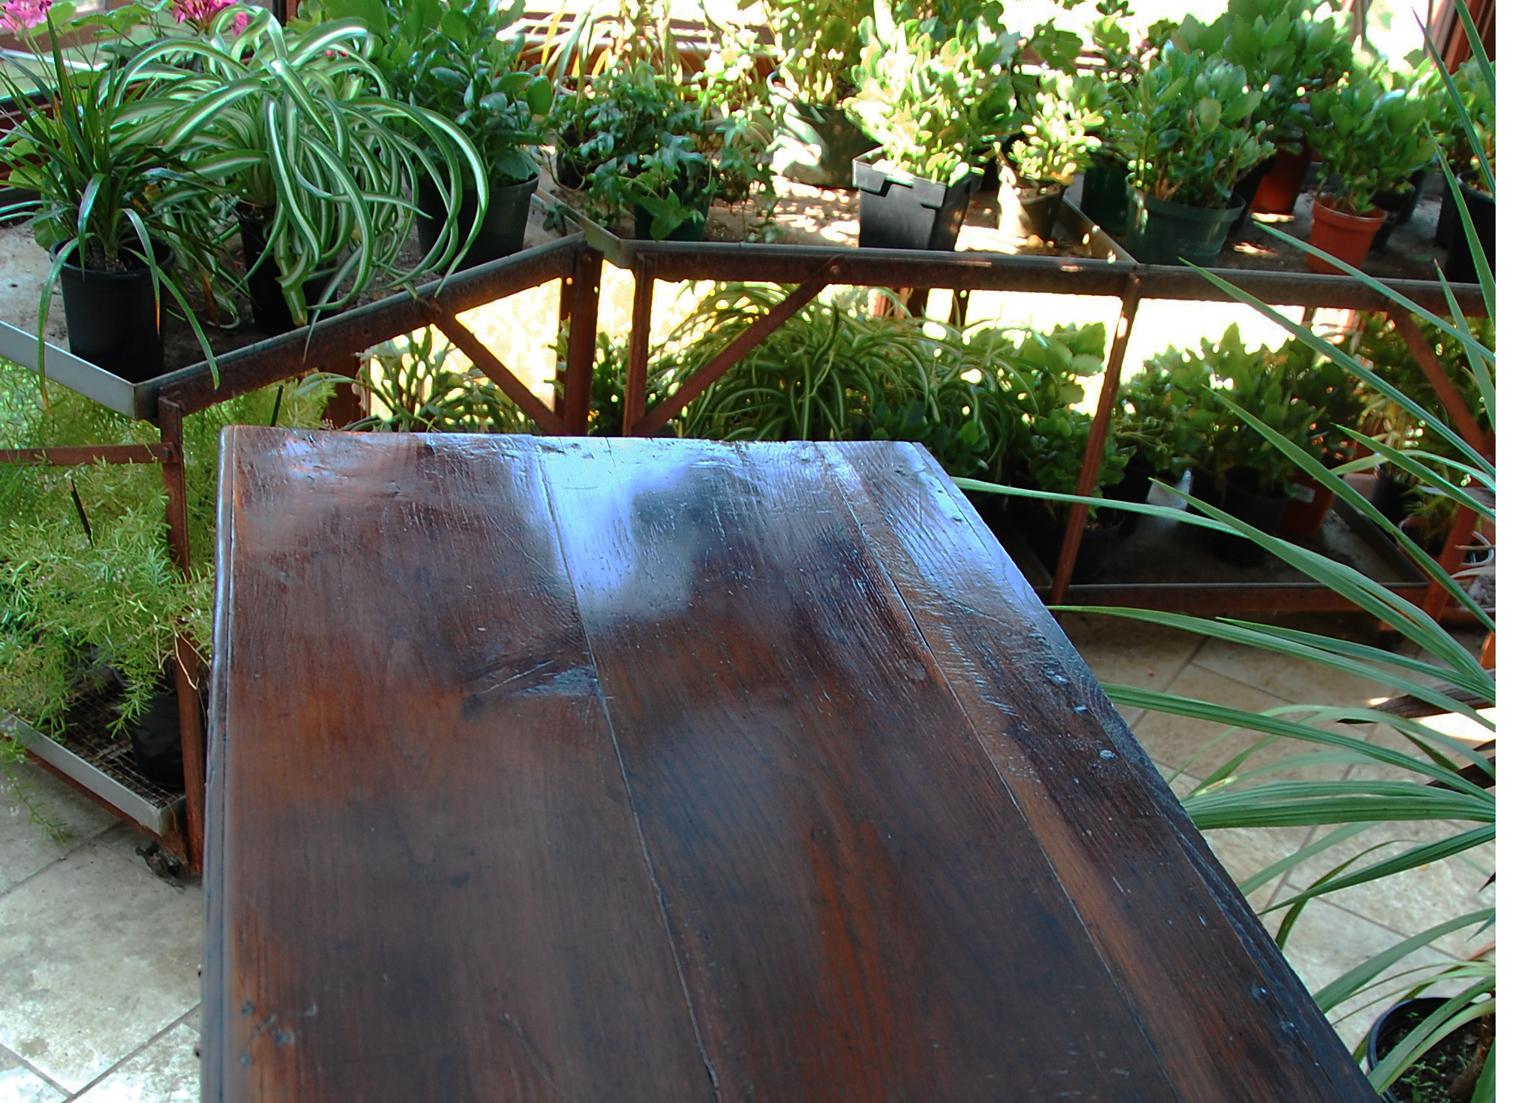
[
  {"left": 61, "top": 1006, "right": 198, "bottom": 1102},
  {"left": 0, "top": 1040, "right": 71, "bottom": 1101}
]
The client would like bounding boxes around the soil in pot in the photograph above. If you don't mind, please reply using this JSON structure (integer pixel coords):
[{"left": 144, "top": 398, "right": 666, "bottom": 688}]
[
  {"left": 56, "top": 242, "right": 170, "bottom": 382},
  {"left": 1079, "top": 152, "right": 1132, "bottom": 236},
  {"left": 238, "top": 209, "right": 341, "bottom": 335},
  {"left": 1250, "top": 144, "right": 1310, "bottom": 214},
  {"left": 997, "top": 168, "right": 1064, "bottom": 240},
  {"left": 416, "top": 174, "right": 536, "bottom": 269},
  {"left": 1307, "top": 196, "right": 1385, "bottom": 274},
  {"left": 1367, "top": 997, "right": 1492, "bottom": 1103},
  {"left": 1126, "top": 191, "right": 1244, "bottom": 266},
  {"left": 853, "top": 155, "right": 979, "bottom": 251},
  {"left": 1444, "top": 173, "right": 1494, "bottom": 284},
  {"left": 770, "top": 96, "right": 877, "bottom": 189}
]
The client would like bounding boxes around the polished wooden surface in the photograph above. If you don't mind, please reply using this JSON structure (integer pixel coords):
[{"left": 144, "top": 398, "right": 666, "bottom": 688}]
[{"left": 205, "top": 430, "right": 1374, "bottom": 1102}]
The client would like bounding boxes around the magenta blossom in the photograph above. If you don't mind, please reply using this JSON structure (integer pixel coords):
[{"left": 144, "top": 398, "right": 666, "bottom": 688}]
[
  {"left": 0, "top": 0, "right": 52, "bottom": 35},
  {"left": 172, "top": 0, "right": 250, "bottom": 32}
]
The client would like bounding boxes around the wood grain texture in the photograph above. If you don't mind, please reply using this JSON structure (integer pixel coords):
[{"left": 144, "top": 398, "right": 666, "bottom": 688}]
[{"left": 206, "top": 430, "right": 1376, "bottom": 1102}]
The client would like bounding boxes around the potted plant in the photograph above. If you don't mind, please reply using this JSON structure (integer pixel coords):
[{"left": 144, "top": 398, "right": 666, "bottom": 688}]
[
  {"left": 1114, "top": 45, "right": 1274, "bottom": 264},
  {"left": 1176, "top": 0, "right": 1353, "bottom": 218},
  {"left": 758, "top": 0, "right": 875, "bottom": 187},
  {"left": 1014, "top": 407, "right": 1131, "bottom": 580},
  {"left": 0, "top": 5, "right": 234, "bottom": 380},
  {"left": 1366, "top": 995, "right": 1494, "bottom": 1103},
  {"left": 1076, "top": 0, "right": 1151, "bottom": 236},
  {"left": 1428, "top": 58, "right": 1495, "bottom": 282},
  {"left": 561, "top": 59, "right": 770, "bottom": 241},
  {"left": 998, "top": 73, "right": 1102, "bottom": 241},
  {"left": 326, "top": 0, "right": 554, "bottom": 269},
  {"left": 163, "top": 10, "right": 487, "bottom": 332},
  {"left": 845, "top": 0, "right": 1019, "bottom": 250},
  {"left": 1305, "top": 70, "right": 1436, "bottom": 274}
]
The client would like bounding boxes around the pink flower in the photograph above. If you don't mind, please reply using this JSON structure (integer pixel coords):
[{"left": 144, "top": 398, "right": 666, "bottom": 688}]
[
  {"left": 171, "top": 0, "right": 248, "bottom": 32},
  {"left": 0, "top": 0, "right": 52, "bottom": 34}
]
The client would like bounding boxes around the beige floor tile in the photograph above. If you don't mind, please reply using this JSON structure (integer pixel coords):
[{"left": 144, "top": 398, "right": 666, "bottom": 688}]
[
  {"left": 1054, "top": 611, "right": 1202, "bottom": 694},
  {"left": 73, "top": 1024, "right": 199, "bottom": 1103},
  {"left": 1263, "top": 899, "right": 1459, "bottom": 1052},
  {"left": 0, "top": 840, "right": 200, "bottom": 1092},
  {"left": 1188, "top": 635, "right": 1402, "bottom": 710},
  {"left": 1128, "top": 663, "right": 1363, "bottom": 784},
  {"left": 0, "top": 764, "right": 118, "bottom": 895},
  {"left": 1160, "top": 772, "right": 1310, "bottom": 912},
  {"left": 0, "top": 1047, "right": 63, "bottom": 1103}
]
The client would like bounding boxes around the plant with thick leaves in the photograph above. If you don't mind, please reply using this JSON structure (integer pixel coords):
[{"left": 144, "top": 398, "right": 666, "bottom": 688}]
[
  {"left": 1115, "top": 44, "right": 1275, "bottom": 207},
  {"left": 1007, "top": 73, "right": 1103, "bottom": 191},
  {"left": 1308, "top": 69, "right": 1438, "bottom": 216}
]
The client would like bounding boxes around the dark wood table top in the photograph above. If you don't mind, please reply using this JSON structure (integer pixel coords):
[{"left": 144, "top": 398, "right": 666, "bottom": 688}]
[{"left": 204, "top": 429, "right": 1373, "bottom": 1102}]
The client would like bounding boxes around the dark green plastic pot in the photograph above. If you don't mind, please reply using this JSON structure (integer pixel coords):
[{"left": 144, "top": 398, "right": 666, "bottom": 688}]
[
  {"left": 853, "top": 154, "right": 979, "bottom": 251},
  {"left": 56, "top": 242, "right": 169, "bottom": 382},
  {"left": 633, "top": 204, "right": 708, "bottom": 242},
  {"left": 1126, "top": 191, "right": 1243, "bottom": 265},
  {"left": 1079, "top": 152, "right": 1131, "bottom": 235},
  {"left": 1444, "top": 173, "right": 1494, "bottom": 283}
]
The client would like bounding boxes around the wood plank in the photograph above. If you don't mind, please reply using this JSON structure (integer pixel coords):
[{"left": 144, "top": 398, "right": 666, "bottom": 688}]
[
  {"left": 537, "top": 436, "right": 1183, "bottom": 1102},
  {"left": 822, "top": 441, "right": 1376, "bottom": 1101},
  {"left": 205, "top": 429, "right": 713, "bottom": 1102}
]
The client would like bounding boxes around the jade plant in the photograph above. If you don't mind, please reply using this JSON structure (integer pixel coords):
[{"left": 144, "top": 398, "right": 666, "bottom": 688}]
[
  {"left": 1307, "top": 70, "right": 1438, "bottom": 216},
  {"left": 1430, "top": 58, "right": 1495, "bottom": 186},
  {"left": 754, "top": 0, "right": 871, "bottom": 106},
  {"left": 1114, "top": 45, "right": 1274, "bottom": 208},
  {"left": 846, "top": 0, "right": 1019, "bottom": 184},
  {"left": 1006, "top": 73, "right": 1103, "bottom": 195}
]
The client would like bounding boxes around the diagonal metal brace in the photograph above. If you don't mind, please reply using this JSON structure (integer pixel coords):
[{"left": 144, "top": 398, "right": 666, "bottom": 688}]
[
  {"left": 631, "top": 259, "right": 841, "bottom": 437},
  {"left": 424, "top": 301, "right": 566, "bottom": 436}
]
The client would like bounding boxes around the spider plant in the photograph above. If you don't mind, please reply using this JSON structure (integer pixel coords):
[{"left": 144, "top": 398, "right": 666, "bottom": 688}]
[
  {"left": 0, "top": 8, "right": 235, "bottom": 378},
  {"left": 955, "top": 3, "right": 1495, "bottom": 1095},
  {"left": 151, "top": 10, "right": 486, "bottom": 326}
]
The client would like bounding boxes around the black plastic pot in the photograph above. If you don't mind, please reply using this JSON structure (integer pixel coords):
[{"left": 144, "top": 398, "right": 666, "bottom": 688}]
[
  {"left": 1367, "top": 997, "right": 1490, "bottom": 1103},
  {"left": 238, "top": 210, "right": 341, "bottom": 335},
  {"left": 1191, "top": 467, "right": 1289, "bottom": 567},
  {"left": 1105, "top": 454, "right": 1154, "bottom": 536},
  {"left": 853, "top": 154, "right": 979, "bottom": 251},
  {"left": 416, "top": 174, "right": 536, "bottom": 269},
  {"left": 1226, "top": 154, "right": 1277, "bottom": 241},
  {"left": 126, "top": 674, "right": 187, "bottom": 791},
  {"left": 1079, "top": 152, "right": 1132, "bottom": 236},
  {"left": 1371, "top": 168, "right": 1430, "bottom": 252},
  {"left": 632, "top": 203, "right": 708, "bottom": 242},
  {"left": 1020, "top": 497, "right": 1128, "bottom": 584},
  {"left": 1006, "top": 181, "right": 1065, "bottom": 240},
  {"left": 1126, "top": 191, "right": 1244, "bottom": 265},
  {"left": 1445, "top": 173, "right": 1495, "bottom": 284},
  {"left": 56, "top": 243, "right": 169, "bottom": 382},
  {"left": 1370, "top": 469, "right": 1416, "bottom": 525},
  {"left": 771, "top": 95, "right": 877, "bottom": 189}
]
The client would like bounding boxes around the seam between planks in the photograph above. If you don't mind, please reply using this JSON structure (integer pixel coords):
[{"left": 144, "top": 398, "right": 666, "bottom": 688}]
[
  {"left": 529, "top": 437, "right": 724, "bottom": 1103},
  {"left": 810, "top": 441, "right": 1186, "bottom": 1100}
]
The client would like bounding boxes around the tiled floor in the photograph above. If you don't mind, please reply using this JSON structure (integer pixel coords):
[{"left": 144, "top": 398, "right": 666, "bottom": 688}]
[{"left": 0, "top": 613, "right": 1493, "bottom": 1098}]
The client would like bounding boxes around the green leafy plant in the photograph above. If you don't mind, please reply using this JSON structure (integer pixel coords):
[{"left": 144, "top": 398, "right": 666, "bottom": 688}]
[
  {"left": 557, "top": 59, "right": 771, "bottom": 239},
  {"left": 0, "top": 358, "right": 330, "bottom": 740},
  {"left": 1173, "top": 0, "right": 1353, "bottom": 150},
  {"left": 0, "top": 3, "right": 238, "bottom": 374},
  {"left": 1428, "top": 58, "right": 1494, "bottom": 187},
  {"left": 319, "top": 0, "right": 555, "bottom": 189},
  {"left": 158, "top": 10, "right": 487, "bottom": 324},
  {"left": 1007, "top": 73, "right": 1103, "bottom": 191},
  {"left": 957, "top": 7, "right": 1495, "bottom": 1091},
  {"left": 1308, "top": 69, "right": 1438, "bottom": 216},
  {"left": 846, "top": 0, "right": 1019, "bottom": 184},
  {"left": 752, "top": 0, "right": 871, "bottom": 106},
  {"left": 1114, "top": 43, "right": 1275, "bottom": 207}
]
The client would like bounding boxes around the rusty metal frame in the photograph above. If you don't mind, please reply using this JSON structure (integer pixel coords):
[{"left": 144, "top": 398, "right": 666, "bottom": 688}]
[{"left": 0, "top": 217, "right": 1495, "bottom": 867}]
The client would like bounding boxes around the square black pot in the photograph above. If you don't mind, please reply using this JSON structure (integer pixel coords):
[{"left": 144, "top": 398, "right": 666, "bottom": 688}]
[{"left": 853, "top": 155, "right": 979, "bottom": 251}]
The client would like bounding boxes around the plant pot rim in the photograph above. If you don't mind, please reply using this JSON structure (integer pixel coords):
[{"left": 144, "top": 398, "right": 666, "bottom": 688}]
[
  {"left": 1135, "top": 189, "right": 1246, "bottom": 215},
  {"left": 50, "top": 238, "right": 170, "bottom": 275},
  {"left": 1313, "top": 194, "right": 1386, "bottom": 224},
  {"left": 854, "top": 150, "right": 979, "bottom": 190}
]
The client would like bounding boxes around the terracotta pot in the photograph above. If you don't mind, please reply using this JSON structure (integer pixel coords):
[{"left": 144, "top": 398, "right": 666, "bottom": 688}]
[
  {"left": 1251, "top": 145, "right": 1310, "bottom": 214},
  {"left": 1306, "top": 197, "right": 1384, "bottom": 274}
]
